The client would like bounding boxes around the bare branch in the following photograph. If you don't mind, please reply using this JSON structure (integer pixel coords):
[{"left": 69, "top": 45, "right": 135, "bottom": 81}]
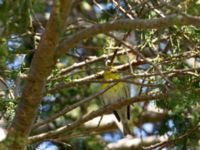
[{"left": 29, "top": 93, "right": 165, "bottom": 143}]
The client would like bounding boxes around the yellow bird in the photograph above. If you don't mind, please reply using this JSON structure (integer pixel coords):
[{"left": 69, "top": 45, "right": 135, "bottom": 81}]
[{"left": 101, "top": 71, "right": 131, "bottom": 136}]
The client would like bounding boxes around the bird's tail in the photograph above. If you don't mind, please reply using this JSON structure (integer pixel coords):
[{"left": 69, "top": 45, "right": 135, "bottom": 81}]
[
  {"left": 121, "top": 118, "right": 131, "bottom": 136},
  {"left": 114, "top": 117, "right": 131, "bottom": 136},
  {"left": 114, "top": 108, "right": 132, "bottom": 137}
]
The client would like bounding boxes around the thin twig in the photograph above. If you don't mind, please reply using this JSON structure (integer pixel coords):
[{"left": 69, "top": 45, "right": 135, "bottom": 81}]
[
  {"left": 111, "top": 0, "right": 134, "bottom": 19},
  {"left": 33, "top": 83, "right": 117, "bottom": 129},
  {"left": 29, "top": 93, "right": 165, "bottom": 143},
  {"left": 144, "top": 124, "right": 200, "bottom": 150},
  {"left": 47, "top": 66, "right": 200, "bottom": 94},
  {"left": 47, "top": 60, "right": 145, "bottom": 94},
  {"left": 108, "top": 33, "right": 173, "bottom": 90}
]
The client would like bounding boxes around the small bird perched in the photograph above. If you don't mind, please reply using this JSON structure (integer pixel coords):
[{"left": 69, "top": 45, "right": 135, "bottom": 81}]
[{"left": 101, "top": 71, "right": 131, "bottom": 136}]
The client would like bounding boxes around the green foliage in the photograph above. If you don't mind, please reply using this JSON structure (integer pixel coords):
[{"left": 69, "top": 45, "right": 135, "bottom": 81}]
[
  {"left": 181, "top": 26, "right": 200, "bottom": 42},
  {"left": 0, "top": 0, "right": 200, "bottom": 149},
  {"left": 68, "top": 136, "right": 106, "bottom": 150},
  {"left": 96, "top": 5, "right": 115, "bottom": 22},
  {"left": 186, "top": 0, "right": 200, "bottom": 15},
  {"left": 86, "top": 136, "right": 106, "bottom": 150},
  {"left": 0, "top": 98, "right": 16, "bottom": 123},
  {"left": 0, "top": 40, "right": 9, "bottom": 76},
  {"left": 31, "top": 0, "right": 45, "bottom": 13},
  {"left": 156, "top": 77, "right": 200, "bottom": 148},
  {"left": 0, "top": 0, "right": 32, "bottom": 35}
]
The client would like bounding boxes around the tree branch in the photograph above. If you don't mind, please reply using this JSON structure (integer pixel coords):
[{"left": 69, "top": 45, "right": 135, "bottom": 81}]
[
  {"left": 47, "top": 60, "right": 145, "bottom": 94},
  {"left": 55, "top": 14, "right": 200, "bottom": 58},
  {"left": 144, "top": 124, "right": 200, "bottom": 150},
  {"left": 32, "top": 83, "right": 117, "bottom": 129},
  {"left": 3, "top": 1, "right": 74, "bottom": 150},
  {"left": 29, "top": 93, "right": 165, "bottom": 143},
  {"left": 107, "top": 135, "right": 168, "bottom": 150}
]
